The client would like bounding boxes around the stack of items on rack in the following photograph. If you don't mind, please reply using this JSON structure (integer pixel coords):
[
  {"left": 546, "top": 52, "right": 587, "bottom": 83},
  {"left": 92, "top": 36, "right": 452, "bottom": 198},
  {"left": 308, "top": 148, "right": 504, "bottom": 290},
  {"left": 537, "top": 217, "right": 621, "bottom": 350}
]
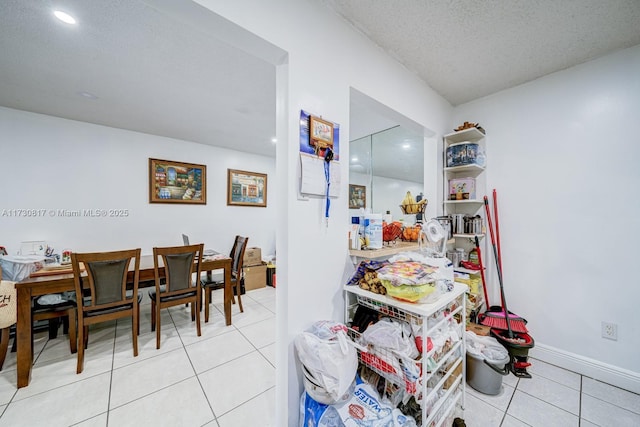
[
  {"left": 345, "top": 291, "right": 466, "bottom": 426},
  {"left": 295, "top": 321, "right": 418, "bottom": 426},
  {"left": 348, "top": 251, "right": 454, "bottom": 305}
]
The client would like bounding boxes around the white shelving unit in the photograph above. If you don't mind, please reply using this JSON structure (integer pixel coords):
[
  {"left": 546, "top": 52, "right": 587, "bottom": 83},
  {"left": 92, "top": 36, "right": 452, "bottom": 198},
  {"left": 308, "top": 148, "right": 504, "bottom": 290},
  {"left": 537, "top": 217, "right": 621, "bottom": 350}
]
[
  {"left": 443, "top": 127, "right": 488, "bottom": 318},
  {"left": 443, "top": 127, "right": 486, "bottom": 228},
  {"left": 344, "top": 283, "right": 467, "bottom": 426}
]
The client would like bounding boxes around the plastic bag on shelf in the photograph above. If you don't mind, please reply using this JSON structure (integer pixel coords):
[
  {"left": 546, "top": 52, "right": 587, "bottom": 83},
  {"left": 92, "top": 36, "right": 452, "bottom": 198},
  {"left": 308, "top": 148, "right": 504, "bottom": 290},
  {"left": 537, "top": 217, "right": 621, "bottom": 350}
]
[
  {"left": 346, "top": 259, "right": 388, "bottom": 286},
  {"left": 361, "top": 318, "right": 419, "bottom": 360},
  {"left": 376, "top": 261, "right": 438, "bottom": 287},
  {"left": 380, "top": 280, "right": 437, "bottom": 303}
]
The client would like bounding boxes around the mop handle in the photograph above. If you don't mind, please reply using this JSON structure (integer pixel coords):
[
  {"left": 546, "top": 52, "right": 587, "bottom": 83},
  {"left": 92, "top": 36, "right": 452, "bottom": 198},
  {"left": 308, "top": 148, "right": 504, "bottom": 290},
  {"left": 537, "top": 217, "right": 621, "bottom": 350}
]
[
  {"left": 484, "top": 196, "right": 504, "bottom": 308},
  {"left": 490, "top": 235, "right": 514, "bottom": 338},
  {"left": 493, "top": 189, "right": 503, "bottom": 273},
  {"left": 484, "top": 196, "right": 514, "bottom": 337},
  {"left": 475, "top": 236, "right": 490, "bottom": 309}
]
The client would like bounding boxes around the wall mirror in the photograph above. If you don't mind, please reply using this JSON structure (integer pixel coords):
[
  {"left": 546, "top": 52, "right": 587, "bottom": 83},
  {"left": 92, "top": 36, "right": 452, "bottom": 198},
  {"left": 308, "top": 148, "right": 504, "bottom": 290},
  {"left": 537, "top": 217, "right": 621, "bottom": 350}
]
[{"left": 349, "top": 90, "right": 428, "bottom": 222}]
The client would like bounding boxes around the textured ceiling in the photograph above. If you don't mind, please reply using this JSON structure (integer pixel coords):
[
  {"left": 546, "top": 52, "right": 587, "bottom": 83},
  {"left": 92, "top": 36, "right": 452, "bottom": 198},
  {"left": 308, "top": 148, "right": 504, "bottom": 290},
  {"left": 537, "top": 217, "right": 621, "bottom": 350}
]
[{"left": 319, "top": 0, "right": 640, "bottom": 105}]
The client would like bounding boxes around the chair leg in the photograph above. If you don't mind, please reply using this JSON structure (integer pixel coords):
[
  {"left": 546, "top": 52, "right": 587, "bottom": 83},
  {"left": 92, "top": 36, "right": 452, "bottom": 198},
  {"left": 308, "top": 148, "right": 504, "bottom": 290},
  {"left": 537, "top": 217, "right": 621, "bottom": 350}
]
[
  {"left": 150, "top": 300, "right": 156, "bottom": 332},
  {"left": 62, "top": 316, "right": 69, "bottom": 335},
  {"left": 195, "top": 297, "right": 201, "bottom": 337},
  {"left": 204, "top": 287, "right": 210, "bottom": 323},
  {"left": 132, "top": 303, "right": 139, "bottom": 357},
  {"left": 155, "top": 303, "right": 162, "bottom": 350},
  {"left": 48, "top": 318, "right": 59, "bottom": 339},
  {"left": 77, "top": 321, "right": 85, "bottom": 374},
  {"left": 67, "top": 308, "right": 77, "bottom": 354},
  {"left": 83, "top": 326, "right": 89, "bottom": 349},
  {"left": 236, "top": 282, "right": 244, "bottom": 313},
  {"left": 0, "top": 327, "right": 10, "bottom": 371}
]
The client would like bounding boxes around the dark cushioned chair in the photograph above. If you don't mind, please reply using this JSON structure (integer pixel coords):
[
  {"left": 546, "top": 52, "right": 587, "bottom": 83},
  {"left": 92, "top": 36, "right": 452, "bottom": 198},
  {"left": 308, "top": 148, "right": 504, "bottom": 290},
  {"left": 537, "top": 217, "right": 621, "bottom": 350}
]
[
  {"left": 72, "top": 248, "right": 141, "bottom": 374},
  {"left": 201, "top": 235, "right": 248, "bottom": 322},
  {"left": 149, "top": 244, "right": 203, "bottom": 349}
]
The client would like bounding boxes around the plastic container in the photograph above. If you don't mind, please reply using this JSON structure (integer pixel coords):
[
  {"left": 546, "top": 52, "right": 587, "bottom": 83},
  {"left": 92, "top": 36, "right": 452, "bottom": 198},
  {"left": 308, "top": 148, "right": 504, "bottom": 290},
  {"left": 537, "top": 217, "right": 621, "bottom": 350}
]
[
  {"left": 364, "top": 214, "right": 383, "bottom": 249},
  {"left": 446, "top": 142, "right": 485, "bottom": 167},
  {"left": 448, "top": 177, "right": 476, "bottom": 200},
  {"left": 466, "top": 345, "right": 510, "bottom": 395}
]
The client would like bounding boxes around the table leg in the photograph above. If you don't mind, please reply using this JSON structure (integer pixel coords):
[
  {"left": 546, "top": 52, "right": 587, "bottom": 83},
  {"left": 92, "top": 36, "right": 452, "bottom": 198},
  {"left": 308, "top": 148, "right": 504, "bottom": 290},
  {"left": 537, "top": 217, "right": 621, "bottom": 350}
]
[
  {"left": 224, "top": 262, "right": 232, "bottom": 326},
  {"left": 16, "top": 287, "right": 33, "bottom": 388}
]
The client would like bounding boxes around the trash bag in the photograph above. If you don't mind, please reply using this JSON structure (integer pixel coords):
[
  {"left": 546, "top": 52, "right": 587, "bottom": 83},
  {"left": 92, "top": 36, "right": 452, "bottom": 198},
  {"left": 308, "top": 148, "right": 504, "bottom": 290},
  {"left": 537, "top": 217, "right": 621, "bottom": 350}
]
[
  {"left": 465, "top": 330, "right": 508, "bottom": 363},
  {"left": 295, "top": 321, "right": 358, "bottom": 405}
]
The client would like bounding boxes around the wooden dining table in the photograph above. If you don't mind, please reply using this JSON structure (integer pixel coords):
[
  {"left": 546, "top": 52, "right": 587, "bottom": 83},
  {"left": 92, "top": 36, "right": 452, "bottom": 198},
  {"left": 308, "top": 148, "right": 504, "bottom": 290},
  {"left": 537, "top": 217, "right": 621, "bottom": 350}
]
[{"left": 15, "top": 254, "right": 232, "bottom": 388}]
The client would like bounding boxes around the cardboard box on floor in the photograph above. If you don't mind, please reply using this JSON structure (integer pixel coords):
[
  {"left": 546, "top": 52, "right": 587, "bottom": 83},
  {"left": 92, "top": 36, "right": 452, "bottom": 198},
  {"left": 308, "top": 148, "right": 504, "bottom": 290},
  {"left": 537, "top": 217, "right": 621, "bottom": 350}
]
[
  {"left": 243, "top": 247, "right": 262, "bottom": 266},
  {"left": 243, "top": 262, "right": 267, "bottom": 291}
]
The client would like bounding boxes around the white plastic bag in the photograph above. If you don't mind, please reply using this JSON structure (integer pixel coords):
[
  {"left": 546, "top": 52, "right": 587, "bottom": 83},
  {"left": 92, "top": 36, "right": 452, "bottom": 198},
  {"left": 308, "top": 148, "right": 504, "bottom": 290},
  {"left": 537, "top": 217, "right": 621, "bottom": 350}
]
[
  {"left": 0, "top": 255, "right": 45, "bottom": 282},
  {"left": 361, "top": 318, "right": 419, "bottom": 359},
  {"left": 465, "top": 330, "right": 508, "bottom": 363},
  {"left": 295, "top": 321, "right": 358, "bottom": 404}
]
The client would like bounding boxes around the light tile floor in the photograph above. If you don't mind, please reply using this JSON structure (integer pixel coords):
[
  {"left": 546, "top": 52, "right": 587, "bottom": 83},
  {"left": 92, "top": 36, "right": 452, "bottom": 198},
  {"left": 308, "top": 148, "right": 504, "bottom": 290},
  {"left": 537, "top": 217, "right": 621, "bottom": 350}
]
[
  {"left": 464, "top": 357, "right": 640, "bottom": 427},
  {"left": 0, "top": 286, "right": 638, "bottom": 426},
  {"left": 0, "top": 287, "right": 276, "bottom": 427}
]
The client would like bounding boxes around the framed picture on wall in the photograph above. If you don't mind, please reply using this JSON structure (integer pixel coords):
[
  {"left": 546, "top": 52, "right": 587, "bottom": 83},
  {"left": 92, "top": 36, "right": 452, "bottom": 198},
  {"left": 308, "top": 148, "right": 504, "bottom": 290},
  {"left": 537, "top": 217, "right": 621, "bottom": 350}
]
[
  {"left": 349, "top": 184, "right": 366, "bottom": 209},
  {"left": 309, "top": 115, "right": 334, "bottom": 150},
  {"left": 149, "top": 158, "right": 206, "bottom": 204},
  {"left": 227, "top": 169, "right": 267, "bottom": 207}
]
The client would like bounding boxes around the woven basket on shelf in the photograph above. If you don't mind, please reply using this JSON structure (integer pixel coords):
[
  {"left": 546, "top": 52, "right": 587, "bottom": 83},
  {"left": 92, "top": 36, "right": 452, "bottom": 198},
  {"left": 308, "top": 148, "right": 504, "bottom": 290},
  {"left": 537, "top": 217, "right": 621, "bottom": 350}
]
[{"left": 399, "top": 202, "right": 427, "bottom": 215}]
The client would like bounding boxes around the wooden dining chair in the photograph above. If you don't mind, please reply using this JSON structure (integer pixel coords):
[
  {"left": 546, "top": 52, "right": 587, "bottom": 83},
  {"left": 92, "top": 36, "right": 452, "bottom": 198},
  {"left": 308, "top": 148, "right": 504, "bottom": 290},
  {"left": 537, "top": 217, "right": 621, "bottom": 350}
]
[
  {"left": 201, "top": 235, "right": 248, "bottom": 322},
  {"left": 150, "top": 243, "right": 203, "bottom": 349},
  {"left": 71, "top": 248, "right": 141, "bottom": 374}
]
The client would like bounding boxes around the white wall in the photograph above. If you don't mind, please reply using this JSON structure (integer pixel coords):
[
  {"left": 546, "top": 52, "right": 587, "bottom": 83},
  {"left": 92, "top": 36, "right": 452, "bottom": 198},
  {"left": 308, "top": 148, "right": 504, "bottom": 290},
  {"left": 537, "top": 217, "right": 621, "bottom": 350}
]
[
  {"left": 451, "top": 45, "right": 640, "bottom": 391},
  {"left": 192, "top": 1, "right": 453, "bottom": 423},
  {"left": 0, "top": 107, "right": 277, "bottom": 257}
]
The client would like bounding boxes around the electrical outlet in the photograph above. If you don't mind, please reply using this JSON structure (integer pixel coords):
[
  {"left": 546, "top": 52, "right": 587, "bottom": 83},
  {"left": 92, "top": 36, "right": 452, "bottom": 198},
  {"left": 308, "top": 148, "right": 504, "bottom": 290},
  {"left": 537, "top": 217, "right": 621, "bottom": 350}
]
[{"left": 601, "top": 321, "right": 618, "bottom": 341}]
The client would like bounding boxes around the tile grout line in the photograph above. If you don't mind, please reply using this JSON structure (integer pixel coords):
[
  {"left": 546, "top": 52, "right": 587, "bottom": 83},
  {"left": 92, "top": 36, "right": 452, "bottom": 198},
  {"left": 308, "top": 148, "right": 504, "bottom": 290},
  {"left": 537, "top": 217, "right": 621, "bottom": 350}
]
[
  {"left": 104, "top": 319, "right": 121, "bottom": 426},
  {"left": 578, "top": 374, "right": 583, "bottom": 426},
  {"left": 179, "top": 309, "right": 220, "bottom": 426}
]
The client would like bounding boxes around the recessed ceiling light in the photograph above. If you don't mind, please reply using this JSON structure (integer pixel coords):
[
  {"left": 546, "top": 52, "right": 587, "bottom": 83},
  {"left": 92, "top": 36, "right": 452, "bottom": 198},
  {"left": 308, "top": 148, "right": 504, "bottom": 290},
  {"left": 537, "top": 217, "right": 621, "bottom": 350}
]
[
  {"left": 271, "top": 137, "right": 277, "bottom": 143},
  {"left": 402, "top": 143, "right": 411, "bottom": 149},
  {"left": 351, "top": 156, "right": 358, "bottom": 162},
  {"left": 54, "top": 10, "right": 77, "bottom": 25}
]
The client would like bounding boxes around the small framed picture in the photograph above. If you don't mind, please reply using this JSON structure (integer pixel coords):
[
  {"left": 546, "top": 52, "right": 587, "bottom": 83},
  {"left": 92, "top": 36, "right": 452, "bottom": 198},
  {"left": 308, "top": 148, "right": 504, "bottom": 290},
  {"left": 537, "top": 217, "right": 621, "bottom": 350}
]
[
  {"left": 349, "top": 184, "right": 366, "bottom": 209},
  {"left": 309, "top": 115, "right": 334, "bottom": 150},
  {"left": 227, "top": 169, "right": 267, "bottom": 207}
]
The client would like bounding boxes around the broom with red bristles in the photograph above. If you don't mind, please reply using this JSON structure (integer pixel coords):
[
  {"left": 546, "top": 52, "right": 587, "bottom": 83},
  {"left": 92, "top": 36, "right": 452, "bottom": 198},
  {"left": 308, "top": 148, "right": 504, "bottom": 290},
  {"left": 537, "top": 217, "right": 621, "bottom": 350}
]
[{"left": 480, "top": 191, "right": 528, "bottom": 333}]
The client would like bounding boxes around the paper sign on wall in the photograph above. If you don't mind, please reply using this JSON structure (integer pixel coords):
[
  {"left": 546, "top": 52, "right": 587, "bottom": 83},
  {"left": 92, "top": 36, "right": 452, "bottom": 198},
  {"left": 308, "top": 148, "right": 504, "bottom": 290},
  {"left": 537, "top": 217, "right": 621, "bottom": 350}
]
[{"left": 300, "top": 153, "right": 340, "bottom": 197}]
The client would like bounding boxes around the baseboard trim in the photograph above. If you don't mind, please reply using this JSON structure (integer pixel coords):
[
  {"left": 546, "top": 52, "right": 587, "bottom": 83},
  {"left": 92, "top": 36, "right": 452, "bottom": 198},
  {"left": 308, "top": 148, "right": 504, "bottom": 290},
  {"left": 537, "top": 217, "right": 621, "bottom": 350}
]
[{"left": 530, "top": 344, "right": 640, "bottom": 394}]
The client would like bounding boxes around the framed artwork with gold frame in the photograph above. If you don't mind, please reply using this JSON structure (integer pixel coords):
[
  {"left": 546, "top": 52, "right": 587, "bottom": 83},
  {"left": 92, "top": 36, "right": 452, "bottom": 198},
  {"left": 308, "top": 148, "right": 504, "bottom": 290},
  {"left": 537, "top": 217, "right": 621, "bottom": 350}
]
[
  {"left": 227, "top": 169, "right": 267, "bottom": 207},
  {"left": 149, "top": 158, "right": 206, "bottom": 204},
  {"left": 309, "top": 115, "right": 334, "bottom": 150},
  {"left": 349, "top": 184, "right": 366, "bottom": 209}
]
